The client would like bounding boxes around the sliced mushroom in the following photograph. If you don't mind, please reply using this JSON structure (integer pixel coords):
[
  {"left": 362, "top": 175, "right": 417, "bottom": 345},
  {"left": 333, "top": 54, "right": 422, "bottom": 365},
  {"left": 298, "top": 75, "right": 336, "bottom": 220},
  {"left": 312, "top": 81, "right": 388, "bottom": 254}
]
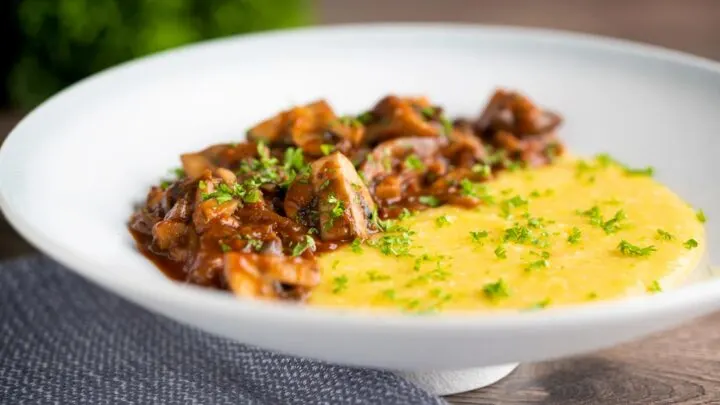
[
  {"left": 360, "top": 136, "right": 446, "bottom": 181},
  {"left": 311, "top": 152, "right": 376, "bottom": 242},
  {"left": 475, "top": 89, "right": 562, "bottom": 137},
  {"left": 283, "top": 177, "right": 317, "bottom": 227},
  {"left": 152, "top": 220, "right": 188, "bottom": 251},
  {"left": 364, "top": 96, "right": 441, "bottom": 144},
  {"left": 224, "top": 252, "right": 320, "bottom": 300},
  {"left": 443, "top": 127, "right": 488, "bottom": 169}
]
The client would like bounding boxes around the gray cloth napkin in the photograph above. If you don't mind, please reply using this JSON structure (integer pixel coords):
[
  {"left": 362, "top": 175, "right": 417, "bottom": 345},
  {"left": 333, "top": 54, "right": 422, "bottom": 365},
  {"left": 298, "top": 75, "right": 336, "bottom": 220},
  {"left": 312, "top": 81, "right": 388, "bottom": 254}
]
[{"left": 0, "top": 255, "right": 445, "bottom": 405}]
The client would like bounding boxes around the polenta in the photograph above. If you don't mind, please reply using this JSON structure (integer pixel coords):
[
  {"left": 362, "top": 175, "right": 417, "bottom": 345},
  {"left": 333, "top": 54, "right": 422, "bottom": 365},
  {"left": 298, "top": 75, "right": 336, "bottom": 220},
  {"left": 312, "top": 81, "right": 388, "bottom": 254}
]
[{"left": 312, "top": 156, "right": 705, "bottom": 312}]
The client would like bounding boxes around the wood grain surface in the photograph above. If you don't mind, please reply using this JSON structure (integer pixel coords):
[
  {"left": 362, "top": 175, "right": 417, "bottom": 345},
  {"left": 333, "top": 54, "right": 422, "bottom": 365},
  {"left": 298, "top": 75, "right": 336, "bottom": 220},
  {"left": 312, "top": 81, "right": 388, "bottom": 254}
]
[{"left": 2, "top": 1, "right": 720, "bottom": 403}]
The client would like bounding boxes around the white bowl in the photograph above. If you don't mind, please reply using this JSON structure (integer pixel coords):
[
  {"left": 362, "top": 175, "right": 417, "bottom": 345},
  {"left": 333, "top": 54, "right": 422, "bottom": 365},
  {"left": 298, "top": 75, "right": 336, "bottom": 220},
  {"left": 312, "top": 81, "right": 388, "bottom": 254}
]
[{"left": 2, "top": 24, "right": 720, "bottom": 393}]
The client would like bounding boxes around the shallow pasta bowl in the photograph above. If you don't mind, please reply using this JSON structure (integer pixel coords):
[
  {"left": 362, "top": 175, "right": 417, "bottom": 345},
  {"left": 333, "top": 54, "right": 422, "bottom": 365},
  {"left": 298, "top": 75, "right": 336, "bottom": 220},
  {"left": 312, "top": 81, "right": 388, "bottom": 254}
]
[{"left": 2, "top": 24, "right": 720, "bottom": 395}]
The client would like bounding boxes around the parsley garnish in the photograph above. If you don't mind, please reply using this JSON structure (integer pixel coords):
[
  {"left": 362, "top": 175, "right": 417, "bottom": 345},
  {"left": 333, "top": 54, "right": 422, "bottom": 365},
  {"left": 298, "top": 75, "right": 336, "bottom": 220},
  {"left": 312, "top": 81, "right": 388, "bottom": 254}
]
[
  {"left": 320, "top": 144, "right": 334, "bottom": 156},
  {"left": 218, "top": 241, "right": 232, "bottom": 253},
  {"left": 483, "top": 279, "right": 510, "bottom": 300},
  {"left": 697, "top": 209, "right": 707, "bottom": 223},
  {"left": 435, "top": 215, "right": 452, "bottom": 228},
  {"left": 617, "top": 240, "right": 656, "bottom": 257},
  {"left": 499, "top": 195, "right": 528, "bottom": 218},
  {"left": 655, "top": 229, "right": 675, "bottom": 241},
  {"left": 567, "top": 227, "right": 582, "bottom": 244},
  {"left": 332, "top": 275, "right": 349, "bottom": 294},
  {"left": 624, "top": 166, "right": 655, "bottom": 176},
  {"left": 380, "top": 289, "right": 396, "bottom": 300},
  {"left": 419, "top": 195, "right": 441, "bottom": 207},
  {"left": 173, "top": 168, "right": 185, "bottom": 178},
  {"left": 291, "top": 235, "right": 316, "bottom": 256},
  {"left": 470, "top": 230, "right": 489, "bottom": 243},
  {"left": 527, "top": 298, "right": 551, "bottom": 310},
  {"left": 684, "top": 238, "right": 699, "bottom": 250},
  {"left": 503, "top": 224, "right": 532, "bottom": 244},
  {"left": 404, "top": 154, "right": 425, "bottom": 171},
  {"left": 366, "top": 270, "right": 390, "bottom": 282},
  {"left": 647, "top": 280, "right": 662, "bottom": 293},
  {"left": 368, "top": 232, "right": 414, "bottom": 257},
  {"left": 246, "top": 238, "right": 264, "bottom": 251},
  {"left": 471, "top": 164, "right": 492, "bottom": 177},
  {"left": 159, "top": 180, "right": 171, "bottom": 190},
  {"left": 494, "top": 245, "right": 507, "bottom": 259},
  {"left": 460, "top": 179, "right": 494, "bottom": 204},
  {"left": 350, "top": 238, "right": 363, "bottom": 253},
  {"left": 398, "top": 208, "right": 415, "bottom": 220}
]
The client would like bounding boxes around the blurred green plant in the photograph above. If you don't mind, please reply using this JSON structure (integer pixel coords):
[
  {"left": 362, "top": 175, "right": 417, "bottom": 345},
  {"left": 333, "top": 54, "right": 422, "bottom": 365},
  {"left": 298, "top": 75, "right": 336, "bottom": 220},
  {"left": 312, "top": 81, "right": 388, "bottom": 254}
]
[{"left": 10, "top": 0, "right": 311, "bottom": 108}]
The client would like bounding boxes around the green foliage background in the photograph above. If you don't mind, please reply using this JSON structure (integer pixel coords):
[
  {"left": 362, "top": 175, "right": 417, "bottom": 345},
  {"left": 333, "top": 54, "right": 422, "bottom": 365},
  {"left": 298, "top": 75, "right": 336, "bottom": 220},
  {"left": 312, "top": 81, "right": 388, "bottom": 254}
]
[{"left": 10, "top": 0, "right": 311, "bottom": 108}]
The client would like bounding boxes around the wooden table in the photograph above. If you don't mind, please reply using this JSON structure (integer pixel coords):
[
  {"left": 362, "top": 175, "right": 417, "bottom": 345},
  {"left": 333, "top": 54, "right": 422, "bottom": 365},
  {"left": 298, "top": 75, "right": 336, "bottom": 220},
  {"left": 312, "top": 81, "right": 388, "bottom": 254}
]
[{"left": 3, "top": 1, "right": 720, "bottom": 402}]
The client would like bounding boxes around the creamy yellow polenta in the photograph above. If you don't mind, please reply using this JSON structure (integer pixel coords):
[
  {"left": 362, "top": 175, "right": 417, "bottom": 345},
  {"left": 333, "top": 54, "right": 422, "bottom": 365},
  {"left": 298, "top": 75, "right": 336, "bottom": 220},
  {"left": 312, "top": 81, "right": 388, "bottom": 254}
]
[{"left": 310, "top": 157, "right": 705, "bottom": 312}]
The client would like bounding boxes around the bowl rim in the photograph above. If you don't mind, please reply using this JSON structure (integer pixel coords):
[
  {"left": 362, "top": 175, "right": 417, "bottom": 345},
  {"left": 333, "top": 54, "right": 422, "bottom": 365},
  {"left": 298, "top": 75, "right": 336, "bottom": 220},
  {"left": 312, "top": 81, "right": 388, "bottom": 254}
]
[{"left": 2, "top": 22, "right": 720, "bottom": 332}]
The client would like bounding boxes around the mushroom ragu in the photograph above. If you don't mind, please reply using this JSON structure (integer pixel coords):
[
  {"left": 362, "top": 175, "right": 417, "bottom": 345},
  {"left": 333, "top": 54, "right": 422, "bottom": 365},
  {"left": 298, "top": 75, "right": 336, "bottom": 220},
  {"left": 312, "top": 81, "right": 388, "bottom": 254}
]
[{"left": 129, "top": 89, "right": 564, "bottom": 301}]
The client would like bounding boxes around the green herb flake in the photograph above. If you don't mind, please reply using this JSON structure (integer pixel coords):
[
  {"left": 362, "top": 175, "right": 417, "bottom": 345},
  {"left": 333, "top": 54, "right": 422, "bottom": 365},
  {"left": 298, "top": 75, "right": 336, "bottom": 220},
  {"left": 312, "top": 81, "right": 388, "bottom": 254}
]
[
  {"left": 320, "top": 144, "right": 335, "bottom": 156},
  {"left": 173, "top": 168, "right": 186, "bottom": 178},
  {"left": 471, "top": 164, "right": 492, "bottom": 178},
  {"left": 483, "top": 278, "right": 510, "bottom": 300},
  {"left": 350, "top": 238, "right": 363, "bottom": 253},
  {"left": 683, "top": 238, "right": 699, "bottom": 250},
  {"left": 435, "top": 215, "right": 452, "bottom": 228},
  {"left": 624, "top": 166, "right": 655, "bottom": 177},
  {"left": 367, "top": 270, "right": 390, "bottom": 282},
  {"left": 527, "top": 298, "right": 551, "bottom": 310},
  {"left": 404, "top": 154, "right": 425, "bottom": 171},
  {"left": 380, "top": 288, "right": 396, "bottom": 301},
  {"left": 243, "top": 188, "right": 262, "bottom": 203},
  {"left": 470, "top": 230, "right": 489, "bottom": 244},
  {"left": 655, "top": 229, "right": 675, "bottom": 241},
  {"left": 525, "top": 259, "right": 549, "bottom": 272},
  {"left": 697, "top": 209, "right": 707, "bottom": 223},
  {"left": 159, "top": 180, "right": 171, "bottom": 190},
  {"left": 647, "top": 280, "right": 662, "bottom": 293},
  {"left": 567, "top": 227, "right": 582, "bottom": 244},
  {"left": 218, "top": 241, "right": 232, "bottom": 253},
  {"left": 419, "top": 195, "right": 441, "bottom": 207},
  {"left": 617, "top": 240, "right": 656, "bottom": 257},
  {"left": 494, "top": 245, "right": 507, "bottom": 259},
  {"left": 398, "top": 208, "right": 415, "bottom": 220},
  {"left": 332, "top": 275, "right": 349, "bottom": 294},
  {"left": 291, "top": 235, "right": 316, "bottom": 256}
]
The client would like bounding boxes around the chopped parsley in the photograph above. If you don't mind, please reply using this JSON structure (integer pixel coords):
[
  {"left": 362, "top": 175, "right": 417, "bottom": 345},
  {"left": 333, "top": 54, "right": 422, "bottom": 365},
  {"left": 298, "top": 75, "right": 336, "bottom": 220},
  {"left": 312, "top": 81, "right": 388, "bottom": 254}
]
[
  {"left": 624, "top": 166, "right": 655, "bottom": 177},
  {"left": 332, "top": 275, "right": 349, "bottom": 294},
  {"left": 435, "top": 215, "right": 452, "bottom": 228},
  {"left": 460, "top": 179, "right": 495, "bottom": 204},
  {"left": 587, "top": 291, "right": 599, "bottom": 300},
  {"left": 578, "top": 206, "right": 626, "bottom": 234},
  {"left": 647, "top": 280, "right": 662, "bottom": 293},
  {"left": 655, "top": 229, "right": 675, "bottom": 241},
  {"left": 337, "top": 115, "right": 363, "bottom": 128},
  {"left": 617, "top": 240, "right": 656, "bottom": 257},
  {"left": 356, "top": 112, "right": 373, "bottom": 124},
  {"left": 420, "top": 106, "right": 436, "bottom": 119},
  {"left": 418, "top": 195, "right": 441, "bottom": 207},
  {"left": 503, "top": 224, "right": 532, "bottom": 245},
  {"left": 397, "top": 208, "right": 415, "bottom": 220},
  {"left": 482, "top": 279, "right": 510, "bottom": 300},
  {"left": 320, "top": 144, "right": 334, "bottom": 156},
  {"left": 291, "top": 235, "right": 316, "bottom": 256},
  {"left": 380, "top": 288, "right": 396, "bottom": 300},
  {"left": 440, "top": 115, "right": 453, "bottom": 137},
  {"left": 350, "top": 238, "right": 363, "bottom": 253},
  {"left": 368, "top": 231, "right": 414, "bottom": 257},
  {"left": 499, "top": 195, "right": 528, "bottom": 218},
  {"left": 404, "top": 154, "right": 425, "bottom": 171},
  {"left": 325, "top": 193, "right": 345, "bottom": 229},
  {"left": 159, "top": 180, "right": 171, "bottom": 190},
  {"left": 366, "top": 270, "right": 390, "bottom": 282},
  {"left": 527, "top": 298, "right": 551, "bottom": 310},
  {"left": 683, "top": 238, "right": 699, "bottom": 250},
  {"left": 697, "top": 209, "right": 707, "bottom": 223},
  {"left": 471, "top": 164, "right": 492, "bottom": 178},
  {"left": 218, "top": 241, "right": 232, "bottom": 253},
  {"left": 525, "top": 258, "right": 549, "bottom": 272},
  {"left": 494, "top": 245, "right": 507, "bottom": 259},
  {"left": 172, "top": 168, "right": 186, "bottom": 178},
  {"left": 246, "top": 238, "right": 264, "bottom": 251},
  {"left": 567, "top": 227, "right": 582, "bottom": 244},
  {"left": 469, "top": 230, "right": 489, "bottom": 243}
]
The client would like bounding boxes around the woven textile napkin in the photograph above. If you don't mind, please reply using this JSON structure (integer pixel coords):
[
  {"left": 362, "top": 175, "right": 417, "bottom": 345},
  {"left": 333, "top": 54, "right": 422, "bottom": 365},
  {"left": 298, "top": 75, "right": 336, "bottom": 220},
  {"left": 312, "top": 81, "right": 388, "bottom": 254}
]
[{"left": 0, "top": 255, "right": 445, "bottom": 405}]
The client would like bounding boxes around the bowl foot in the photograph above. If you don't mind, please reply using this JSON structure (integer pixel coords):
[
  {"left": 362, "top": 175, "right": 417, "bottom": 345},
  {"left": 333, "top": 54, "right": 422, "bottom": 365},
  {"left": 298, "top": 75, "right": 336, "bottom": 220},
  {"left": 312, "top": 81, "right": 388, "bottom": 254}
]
[{"left": 397, "top": 363, "right": 518, "bottom": 396}]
